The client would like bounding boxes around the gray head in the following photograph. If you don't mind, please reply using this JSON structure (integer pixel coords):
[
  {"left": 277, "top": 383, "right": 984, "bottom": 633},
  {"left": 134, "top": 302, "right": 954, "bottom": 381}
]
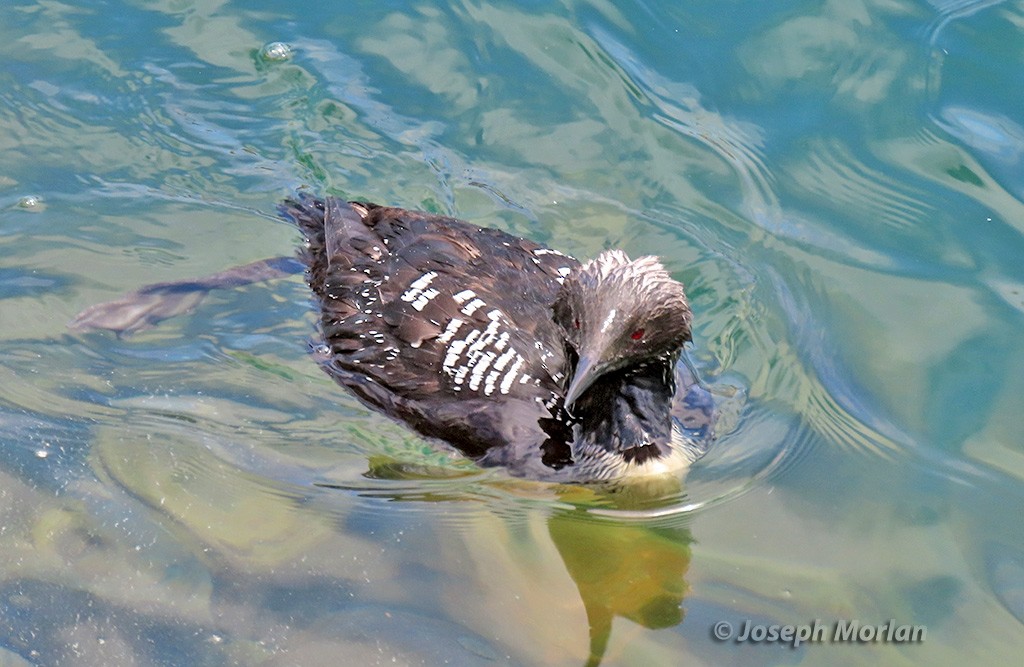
[{"left": 552, "top": 250, "right": 692, "bottom": 407}]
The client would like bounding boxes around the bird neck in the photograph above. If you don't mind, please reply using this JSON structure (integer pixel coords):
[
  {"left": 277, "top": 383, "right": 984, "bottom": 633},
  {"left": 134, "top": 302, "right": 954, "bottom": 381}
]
[{"left": 570, "top": 351, "right": 679, "bottom": 462}]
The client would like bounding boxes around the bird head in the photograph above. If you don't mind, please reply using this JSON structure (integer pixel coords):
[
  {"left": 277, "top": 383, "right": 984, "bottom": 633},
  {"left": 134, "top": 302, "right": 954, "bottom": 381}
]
[{"left": 553, "top": 250, "right": 692, "bottom": 407}]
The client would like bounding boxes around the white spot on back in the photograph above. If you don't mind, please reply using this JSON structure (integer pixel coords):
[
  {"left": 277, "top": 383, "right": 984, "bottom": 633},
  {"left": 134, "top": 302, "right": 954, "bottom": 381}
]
[
  {"left": 435, "top": 318, "right": 465, "bottom": 345},
  {"left": 534, "top": 248, "right": 567, "bottom": 257},
  {"left": 401, "top": 271, "right": 438, "bottom": 304},
  {"left": 492, "top": 348, "right": 518, "bottom": 372},
  {"left": 500, "top": 357, "right": 525, "bottom": 394},
  {"left": 461, "top": 298, "right": 486, "bottom": 316},
  {"left": 410, "top": 287, "right": 440, "bottom": 311},
  {"left": 453, "top": 289, "right": 476, "bottom": 304},
  {"left": 437, "top": 307, "right": 529, "bottom": 396},
  {"left": 469, "top": 351, "right": 497, "bottom": 390},
  {"left": 484, "top": 368, "right": 502, "bottom": 395}
]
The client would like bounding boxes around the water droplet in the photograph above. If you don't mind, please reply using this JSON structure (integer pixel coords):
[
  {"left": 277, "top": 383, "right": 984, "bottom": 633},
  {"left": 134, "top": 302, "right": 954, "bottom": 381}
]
[
  {"left": 17, "top": 195, "right": 43, "bottom": 211},
  {"left": 260, "top": 41, "right": 292, "bottom": 62}
]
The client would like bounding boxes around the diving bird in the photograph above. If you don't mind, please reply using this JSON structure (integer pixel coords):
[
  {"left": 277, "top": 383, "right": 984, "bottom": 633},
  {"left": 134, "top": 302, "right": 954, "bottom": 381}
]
[
  {"left": 282, "top": 196, "right": 713, "bottom": 480},
  {"left": 72, "top": 196, "right": 715, "bottom": 481}
]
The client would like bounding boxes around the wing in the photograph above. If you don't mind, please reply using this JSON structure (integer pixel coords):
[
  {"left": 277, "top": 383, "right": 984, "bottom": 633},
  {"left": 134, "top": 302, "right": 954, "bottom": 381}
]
[{"left": 288, "top": 198, "right": 579, "bottom": 410}]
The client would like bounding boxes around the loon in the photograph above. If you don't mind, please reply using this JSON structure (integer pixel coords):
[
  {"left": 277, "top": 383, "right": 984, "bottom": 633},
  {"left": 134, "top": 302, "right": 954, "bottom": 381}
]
[{"left": 72, "top": 196, "right": 715, "bottom": 481}]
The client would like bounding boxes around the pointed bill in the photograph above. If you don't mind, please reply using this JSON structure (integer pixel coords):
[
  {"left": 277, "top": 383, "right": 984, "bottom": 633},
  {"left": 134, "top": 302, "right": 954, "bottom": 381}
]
[{"left": 564, "top": 353, "right": 604, "bottom": 407}]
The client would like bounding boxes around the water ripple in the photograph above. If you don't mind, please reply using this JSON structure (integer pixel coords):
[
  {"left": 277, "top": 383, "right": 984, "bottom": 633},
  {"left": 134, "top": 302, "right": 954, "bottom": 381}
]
[
  {"left": 766, "top": 265, "right": 911, "bottom": 460},
  {"left": 923, "top": 0, "right": 1011, "bottom": 109},
  {"left": 790, "top": 138, "right": 934, "bottom": 231},
  {"left": 925, "top": 0, "right": 1009, "bottom": 46},
  {"left": 937, "top": 106, "right": 1024, "bottom": 164},
  {"left": 587, "top": 24, "right": 780, "bottom": 228}
]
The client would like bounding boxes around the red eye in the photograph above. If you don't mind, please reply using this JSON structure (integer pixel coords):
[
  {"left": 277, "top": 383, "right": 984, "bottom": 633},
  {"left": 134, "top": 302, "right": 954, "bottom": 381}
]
[
  {"left": 630, "top": 328, "right": 645, "bottom": 341},
  {"left": 574, "top": 318, "right": 580, "bottom": 330}
]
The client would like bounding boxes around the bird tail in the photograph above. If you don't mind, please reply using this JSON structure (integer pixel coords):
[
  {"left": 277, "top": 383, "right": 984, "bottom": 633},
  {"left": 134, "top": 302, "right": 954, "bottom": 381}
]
[
  {"left": 278, "top": 193, "right": 327, "bottom": 273},
  {"left": 278, "top": 195, "right": 378, "bottom": 300}
]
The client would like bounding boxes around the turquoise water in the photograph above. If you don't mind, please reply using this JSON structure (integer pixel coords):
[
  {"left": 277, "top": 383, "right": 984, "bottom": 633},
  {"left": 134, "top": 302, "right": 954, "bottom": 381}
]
[{"left": 2, "top": 0, "right": 1024, "bottom": 664}]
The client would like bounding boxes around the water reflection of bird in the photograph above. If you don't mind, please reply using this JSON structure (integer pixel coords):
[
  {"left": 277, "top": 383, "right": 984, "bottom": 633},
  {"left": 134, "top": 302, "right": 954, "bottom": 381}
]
[
  {"left": 72, "top": 196, "right": 716, "bottom": 481},
  {"left": 550, "top": 512, "right": 691, "bottom": 666}
]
